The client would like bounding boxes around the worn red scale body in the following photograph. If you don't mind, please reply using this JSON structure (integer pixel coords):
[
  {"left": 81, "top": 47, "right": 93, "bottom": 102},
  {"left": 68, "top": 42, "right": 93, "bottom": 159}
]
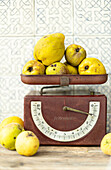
[
  {"left": 24, "top": 93, "right": 107, "bottom": 145},
  {"left": 21, "top": 74, "right": 108, "bottom": 145}
]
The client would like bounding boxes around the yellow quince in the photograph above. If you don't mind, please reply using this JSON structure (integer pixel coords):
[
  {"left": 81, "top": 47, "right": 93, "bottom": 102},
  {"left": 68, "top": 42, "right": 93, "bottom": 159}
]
[
  {"left": 101, "top": 133, "right": 111, "bottom": 155},
  {"left": 65, "top": 44, "right": 86, "bottom": 66},
  {"left": 33, "top": 33, "right": 65, "bottom": 66},
  {"left": 22, "top": 60, "right": 45, "bottom": 75},
  {"left": 78, "top": 58, "right": 106, "bottom": 75},
  {"left": 0, "top": 123, "right": 24, "bottom": 150},
  {"left": 46, "top": 62, "right": 67, "bottom": 75},
  {"left": 64, "top": 62, "right": 78, "bottom": 74},
  {"left": 15, "top": 131, "right": 39, "bottom": 156}
]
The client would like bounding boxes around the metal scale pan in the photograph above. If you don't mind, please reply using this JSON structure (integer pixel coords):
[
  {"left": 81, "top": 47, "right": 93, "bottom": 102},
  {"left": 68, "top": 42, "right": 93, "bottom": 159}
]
[{"left": 21, "top": 74, "right": 108, "bottom": 86}]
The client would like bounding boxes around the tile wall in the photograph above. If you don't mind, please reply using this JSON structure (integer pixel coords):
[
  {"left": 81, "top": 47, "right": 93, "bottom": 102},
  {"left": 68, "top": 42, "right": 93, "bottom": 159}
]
[{"left": 0, "top": 0, "right": 111, "bottom": 131}]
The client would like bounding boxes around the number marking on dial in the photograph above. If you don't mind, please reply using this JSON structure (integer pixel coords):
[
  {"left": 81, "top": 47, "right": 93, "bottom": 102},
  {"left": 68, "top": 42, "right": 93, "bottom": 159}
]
[{"left": 31, "top": 101, "right": 100, "bottom": 142}]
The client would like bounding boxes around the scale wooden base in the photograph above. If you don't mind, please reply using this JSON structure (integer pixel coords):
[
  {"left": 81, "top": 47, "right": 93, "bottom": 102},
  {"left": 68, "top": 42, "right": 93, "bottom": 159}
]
[{"left": 21, "top": 74, "right": 108, "bottom": 145}]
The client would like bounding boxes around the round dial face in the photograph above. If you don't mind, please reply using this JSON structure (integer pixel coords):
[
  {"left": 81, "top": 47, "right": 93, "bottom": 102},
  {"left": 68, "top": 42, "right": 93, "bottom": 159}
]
[{"left": 31, "top": 101, "right": 100, "bottom": 142}]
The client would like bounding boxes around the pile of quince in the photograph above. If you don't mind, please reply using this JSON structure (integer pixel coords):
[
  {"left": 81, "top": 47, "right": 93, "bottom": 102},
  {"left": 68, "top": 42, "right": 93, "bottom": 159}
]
[
  {"left": 0, "top": 116, "right": 39, "bottom": 156},
  {"left": 22, "top": 33, "right": 106, "bottom": 75}
]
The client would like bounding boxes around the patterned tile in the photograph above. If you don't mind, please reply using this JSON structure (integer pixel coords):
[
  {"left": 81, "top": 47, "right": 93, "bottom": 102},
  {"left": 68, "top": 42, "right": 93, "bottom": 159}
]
[
  {"left": 0, "top": 0, "right": 34, "bottom": 36},
  {"left": 0, "top": 0, "right": 111, "bottom": 131},
  {"left": 0, "top": 76, "right": 35, "bottom": 122},
  {"left": 35, "top": 0, "right": 74, "bottom": 35},
  {"left": 74, "top": 36, "right": 111, "bottom": 74},
  {"left": 107, "top": 113, "right": 111, "bottom": 133},
  {"left": 65, "top": 36, "right": 74, "bottom": 47},
  {"left": 0, "top": 37, "right": 35, "bottom": 76},
  {"left": 74, "top": 0, "right": 111, "bottom": 35}
]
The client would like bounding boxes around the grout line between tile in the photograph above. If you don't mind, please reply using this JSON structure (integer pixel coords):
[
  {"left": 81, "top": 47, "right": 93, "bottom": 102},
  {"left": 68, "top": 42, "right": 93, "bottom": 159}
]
[
  {"left": 73, "top": 35, "right": 111, "bottom": 37},
  {"left": 0, "top": 34, "right": 111, "bottom": 38},
  {"left": 73, "top": 0, "right": 74, "bottom": 43},
  {"left": 0, "top": 35, "right": 111, "bottom": 38},
  {"left": 0, "top": 35, "right": 35, "bottom": 38},
  {"left": 33, "top": 0, "right": 36, "bottom": 37}
]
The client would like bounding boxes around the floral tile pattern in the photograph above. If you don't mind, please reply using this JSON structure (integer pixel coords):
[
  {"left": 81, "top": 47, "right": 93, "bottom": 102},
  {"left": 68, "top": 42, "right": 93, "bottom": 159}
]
[
  {"left": 0, "top": 0, "right": 111, "bottom": 131},
  {"left": 0, "top": 76, "right": 35, "bottom": 120},
  {"left": 74, "top": 0, "right": 111, "bottom": 35},
  {"left": 0, "top": 37, "right": 35, "bottom": 76},
  {"left": 0, "top": 0, "right": 34, "bottom": 36},
  {"left": 107, "top": 114, "right": 111, "bottom": 133},
  {"left": 35, "top": 0, "right": 74, "bottom": 35}
]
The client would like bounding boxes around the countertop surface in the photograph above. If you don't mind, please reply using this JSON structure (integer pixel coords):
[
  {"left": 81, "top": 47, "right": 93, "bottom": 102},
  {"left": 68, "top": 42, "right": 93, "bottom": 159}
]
[{"left": 0, "top": 145, "right": 111, "bottom": 170}]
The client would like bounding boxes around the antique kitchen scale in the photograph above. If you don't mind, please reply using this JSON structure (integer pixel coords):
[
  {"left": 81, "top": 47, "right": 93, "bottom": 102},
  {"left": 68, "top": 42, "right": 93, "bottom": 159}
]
[{"left": 21, "top": 74, "right": 108, "bottom": 145}]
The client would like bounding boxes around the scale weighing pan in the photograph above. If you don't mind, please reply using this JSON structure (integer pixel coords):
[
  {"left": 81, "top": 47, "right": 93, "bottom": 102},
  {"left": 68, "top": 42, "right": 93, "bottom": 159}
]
[{"left": 21, "top": 74, "right": 108, "bottom": 85}]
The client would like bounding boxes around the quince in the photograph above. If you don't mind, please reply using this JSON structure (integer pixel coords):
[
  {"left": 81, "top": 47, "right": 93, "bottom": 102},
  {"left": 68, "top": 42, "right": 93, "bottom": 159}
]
[
  {"left": 0, "top": 116, "right": 24, "bottom": 144},
  {"left": 101, "top": 133, "right": 111, "bottom": 155},
  {"left": 0, "top": 116, "right": 24, "bottom": 129},
  {"left": 65, "top": 44, "right": 86, "bottom": 66},
  {"left": 22, "top": 60, "right": 45, "bottom": 75},
  {"left": 0, "top": 123, "right": 24, "bottom": 150},
  {"left": 64, "top": 62, "right": 78, "bottom": 74},
  {"left": 78, "top": 58, "right": 106, "bottom": 75},
  {"left": 46, "top": 62, "right": 67, "bottom": 75},
  {"left": 15, "top": 131, "right": 39, "bottom": 156},
  {"left": 33, "top": 33, "right": 65, "bottom": 66}
]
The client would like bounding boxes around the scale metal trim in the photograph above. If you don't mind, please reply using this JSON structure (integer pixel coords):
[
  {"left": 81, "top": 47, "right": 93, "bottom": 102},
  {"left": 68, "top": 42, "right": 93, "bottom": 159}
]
[{"left": 21, "top": 74, "right": 108, "bottom": 85}]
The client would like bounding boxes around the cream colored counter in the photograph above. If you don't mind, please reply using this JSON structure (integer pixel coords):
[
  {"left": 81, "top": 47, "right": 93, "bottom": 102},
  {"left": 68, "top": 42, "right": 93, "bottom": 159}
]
[{"left": 0, "top": 145, "right": 110, "bottom": 170}]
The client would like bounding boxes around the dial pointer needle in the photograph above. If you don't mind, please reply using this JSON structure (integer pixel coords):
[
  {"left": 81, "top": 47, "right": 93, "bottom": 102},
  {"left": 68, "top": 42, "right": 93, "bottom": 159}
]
[{"left": 63, "top": 106, "right": 93, "bottom": 115}]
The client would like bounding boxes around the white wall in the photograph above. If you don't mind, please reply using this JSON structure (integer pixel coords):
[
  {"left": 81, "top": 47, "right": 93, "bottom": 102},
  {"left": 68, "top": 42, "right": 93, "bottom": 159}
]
[{"left": 0, "top": 0, "right": 111, "bottom": 131}]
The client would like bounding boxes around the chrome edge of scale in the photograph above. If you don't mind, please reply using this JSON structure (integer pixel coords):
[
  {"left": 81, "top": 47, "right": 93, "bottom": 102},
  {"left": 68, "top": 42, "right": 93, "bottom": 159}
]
[
  {"left": 31, "top": 101, "right": 100, "bottom": 142},
  {"left": 26, "top": 90, "right": 101, "bottom": 96}
]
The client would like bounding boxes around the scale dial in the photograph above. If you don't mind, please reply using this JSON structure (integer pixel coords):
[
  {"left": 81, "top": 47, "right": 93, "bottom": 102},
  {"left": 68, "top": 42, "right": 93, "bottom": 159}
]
[{"left": 31, "top": 101, "right": 100, "bottom": 142}]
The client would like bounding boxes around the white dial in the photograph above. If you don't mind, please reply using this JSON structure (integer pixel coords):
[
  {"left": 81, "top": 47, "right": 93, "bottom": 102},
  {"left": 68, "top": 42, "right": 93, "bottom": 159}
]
[{"left": 31, "top": 101, "right": 100, "bottom": 142}]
